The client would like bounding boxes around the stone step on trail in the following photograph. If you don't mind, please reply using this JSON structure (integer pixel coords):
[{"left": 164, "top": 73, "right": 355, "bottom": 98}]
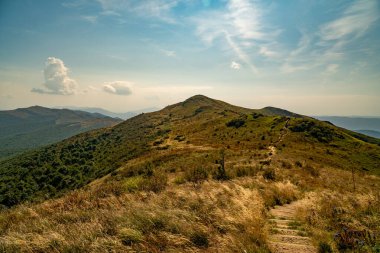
[
  {"left": 274, "top": 228, "right": 303, "bottom": 236},
  {"left": 271, "top": 235, "right": 312, "bottom": 245},
  {"left": 269, "top": 242, "right": 317, "bottom": 253},
  {"left": 267, "top": 200, "right": 317, "bottom": 253}
]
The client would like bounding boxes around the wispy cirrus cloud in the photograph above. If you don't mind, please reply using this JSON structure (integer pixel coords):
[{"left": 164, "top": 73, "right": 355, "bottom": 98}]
[
  {"left": 282, "top": 0, "right": 378, "bottom": 74},
  {"left": 81, "top": 15, "right": 97, "bottom": 23},
  {"left": 319, "top": 0, "right": 378, "bottom": 41},
  {"left": 192, "top": 0, "right": 279, "bottom": 74},
  {"left": 97, "top": 0, "right": 180, "bottom": 23},
  {"left": 224, "top": 32, "right": 258, "bottom": 73}
]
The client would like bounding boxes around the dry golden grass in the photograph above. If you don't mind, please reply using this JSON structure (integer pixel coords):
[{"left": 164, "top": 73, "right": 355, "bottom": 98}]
[
  {"left": 1, "top": 109, "right": 380, "bottom": 253},
  {"left": 0, "top": 173, "right": 277, "bottom": 252},
  {"left": 2, "top": 143, "right": 379, "bottom": 252},
  {"left": 1, "top": 156, "right": 379, "bottom": 252}
]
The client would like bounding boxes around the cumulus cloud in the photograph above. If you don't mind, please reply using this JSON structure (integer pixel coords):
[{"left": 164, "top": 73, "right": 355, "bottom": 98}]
[
  {"left": 103, "top": 81, "right": 132, "bottom": 95},
  {"left": 230, "top": 61, "right": 241, "bottom": 70},
  {"left": 32, "top": 57, "right": 77, "bottom": 95}
]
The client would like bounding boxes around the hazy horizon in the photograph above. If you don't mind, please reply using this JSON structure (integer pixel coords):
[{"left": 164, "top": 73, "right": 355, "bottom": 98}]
[
  {"left": 1, "top": 96, "right": 380, "bottom": 118},
  {"left": 1, "top": 0, "right": 380, "bottom": 116}
]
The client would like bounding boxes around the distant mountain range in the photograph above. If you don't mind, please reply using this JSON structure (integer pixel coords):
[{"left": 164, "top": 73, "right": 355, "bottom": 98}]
[
  {"left": 315, "top": 116, "right": 380, "bottom": 138},
  {"left": 54, "top": 106, "right": 160, "bottom": 120},
  {"left": 0, "top": 106, "right": 122, "bottom": 159}
]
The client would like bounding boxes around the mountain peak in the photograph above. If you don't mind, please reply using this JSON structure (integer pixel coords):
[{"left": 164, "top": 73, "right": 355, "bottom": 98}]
[
  {"left": 184, "top": 94, "right": 212, "bottom": 102},
  {"left": 260, "top": 106, "right": 302, "bottom": 118},
  {"left": 181, "top": 94, "right": 222, "bottom": 107}
]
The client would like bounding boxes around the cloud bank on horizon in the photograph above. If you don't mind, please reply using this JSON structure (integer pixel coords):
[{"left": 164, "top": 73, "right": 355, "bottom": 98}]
[{"left": 0, "top": 0, "right": 379, "bottom": 115}]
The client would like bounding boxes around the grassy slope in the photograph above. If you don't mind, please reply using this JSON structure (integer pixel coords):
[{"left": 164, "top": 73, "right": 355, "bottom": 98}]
[{"left": 0, "top": 95, "right": 379, "bottom": 252}]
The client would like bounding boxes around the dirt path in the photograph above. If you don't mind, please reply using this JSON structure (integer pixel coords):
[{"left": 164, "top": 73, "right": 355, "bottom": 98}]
[
  {"left": 267, "top": 201, "right": 317, "bottom": 253},
  {"left": 267, "top": 118, "right": 290, "bottom": 158}
]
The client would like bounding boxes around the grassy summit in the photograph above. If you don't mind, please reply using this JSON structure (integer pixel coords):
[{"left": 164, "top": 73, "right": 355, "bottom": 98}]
[{"left": 0, "top": 95, "right": 379, "bottom": 252}]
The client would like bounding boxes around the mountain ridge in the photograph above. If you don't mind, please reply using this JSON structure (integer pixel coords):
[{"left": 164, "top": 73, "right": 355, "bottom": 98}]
[
  {"left": 0, "top": 106, "right": 122, "bottom": 159},
  {"left": 0, "top": 95, "right": 379, "bottom": 207}
]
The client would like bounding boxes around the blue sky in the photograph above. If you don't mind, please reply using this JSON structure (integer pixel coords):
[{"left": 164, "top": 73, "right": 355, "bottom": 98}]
[{"left": 0, "top": 0, "right": 379, "bottom": 115}]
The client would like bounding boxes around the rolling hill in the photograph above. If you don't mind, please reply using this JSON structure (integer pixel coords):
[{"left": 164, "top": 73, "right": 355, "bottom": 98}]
[
  {"left": 0, "top": 95, "right": 379, "bottom": 252},
  {"left": 0, "top": 106, "right": 122, "bottom": 159}
]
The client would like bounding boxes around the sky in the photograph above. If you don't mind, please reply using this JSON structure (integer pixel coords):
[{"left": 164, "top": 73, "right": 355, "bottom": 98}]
[{"left": 0, "top": 0, "right": 379, "bottom": 116}]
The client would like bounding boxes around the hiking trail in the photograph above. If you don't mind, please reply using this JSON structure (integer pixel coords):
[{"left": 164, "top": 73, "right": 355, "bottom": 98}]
[{"left": 267, "top": 200, "right": 317, "bottom": 253}]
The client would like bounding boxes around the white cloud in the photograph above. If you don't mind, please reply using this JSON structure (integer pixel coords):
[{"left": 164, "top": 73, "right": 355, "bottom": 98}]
[
  {"left": 319, "top": 1, "right": 378, "bottom": 41},
  {"left": 230, "top": 61, "right": 241, "bottom": 70},
  {"left": 192, "top": 0, "right": 278, "bottom": 74},
  {"left": 32, "top": 57, "right": 77, "bottom": 95},
  {"left": 224, "top": 32, "right": 258, "bottom": 73},
  {"left": 103, "top": 81, "right": 132, "bottom": 95},
  {"left": 227, "top": 0, "right": 265, "bottom": 40},
  {"left": 281, "top": 1, "right": 378, "bottom": 74}
]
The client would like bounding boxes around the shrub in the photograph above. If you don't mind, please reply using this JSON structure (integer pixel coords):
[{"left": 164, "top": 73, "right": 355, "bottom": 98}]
[
  {"left": 318, "top": 242, "right": 333, "bottom": 253},
  {"left": 173, "top": 176, "right": 186, "bottom": 185},
  {"left": 263, "top": 168, "right": 276, "bottom": 181},
  {"left": 235, "top": 166, "right": 257, "bottom": 177},
  {"left": 226, "top": 119, "right": 245, "bottom": 128},
  {"left": 142, "top": 171, "right": 168, "bottom": 193},
  {"left": 213, "top": 150, "right": 229, "bottom": 180},
  {"left": 190, "top": 231, "right": 209, "bottom": 248},
  {"left": 304, "top": 164, "right": 320, "bottom": 177},
  {"left": 213, "top": 165, "right": 229, "bottom": 180},
  {"left": 281, "top": 160, "right": 292, "bottom": 169},
  {"left": 252, "top": 113, "right": 263, "bottom": 119},
  {"left": 289, "top": 120, "right": 340, "bottom": 143},
  {"left": 185, "top": 167, "right": 208, "bottom": 184},
  {"left": 123, "top": 176, "right": 145, "bottom": 193},
  {"left": 334, "top": 227, "right": 377, "bottom": 251},
  {"left": 153, "top": 140, "right": 164, "bottom": 146}
]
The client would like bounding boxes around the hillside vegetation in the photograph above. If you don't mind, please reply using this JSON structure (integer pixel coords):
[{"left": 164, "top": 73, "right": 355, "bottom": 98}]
[
  {"left": 0, "top": 106, "right": 122, "bottom": 159},
  {"left": 0, "top": 95, "right": 379, "bottom": 252}
]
